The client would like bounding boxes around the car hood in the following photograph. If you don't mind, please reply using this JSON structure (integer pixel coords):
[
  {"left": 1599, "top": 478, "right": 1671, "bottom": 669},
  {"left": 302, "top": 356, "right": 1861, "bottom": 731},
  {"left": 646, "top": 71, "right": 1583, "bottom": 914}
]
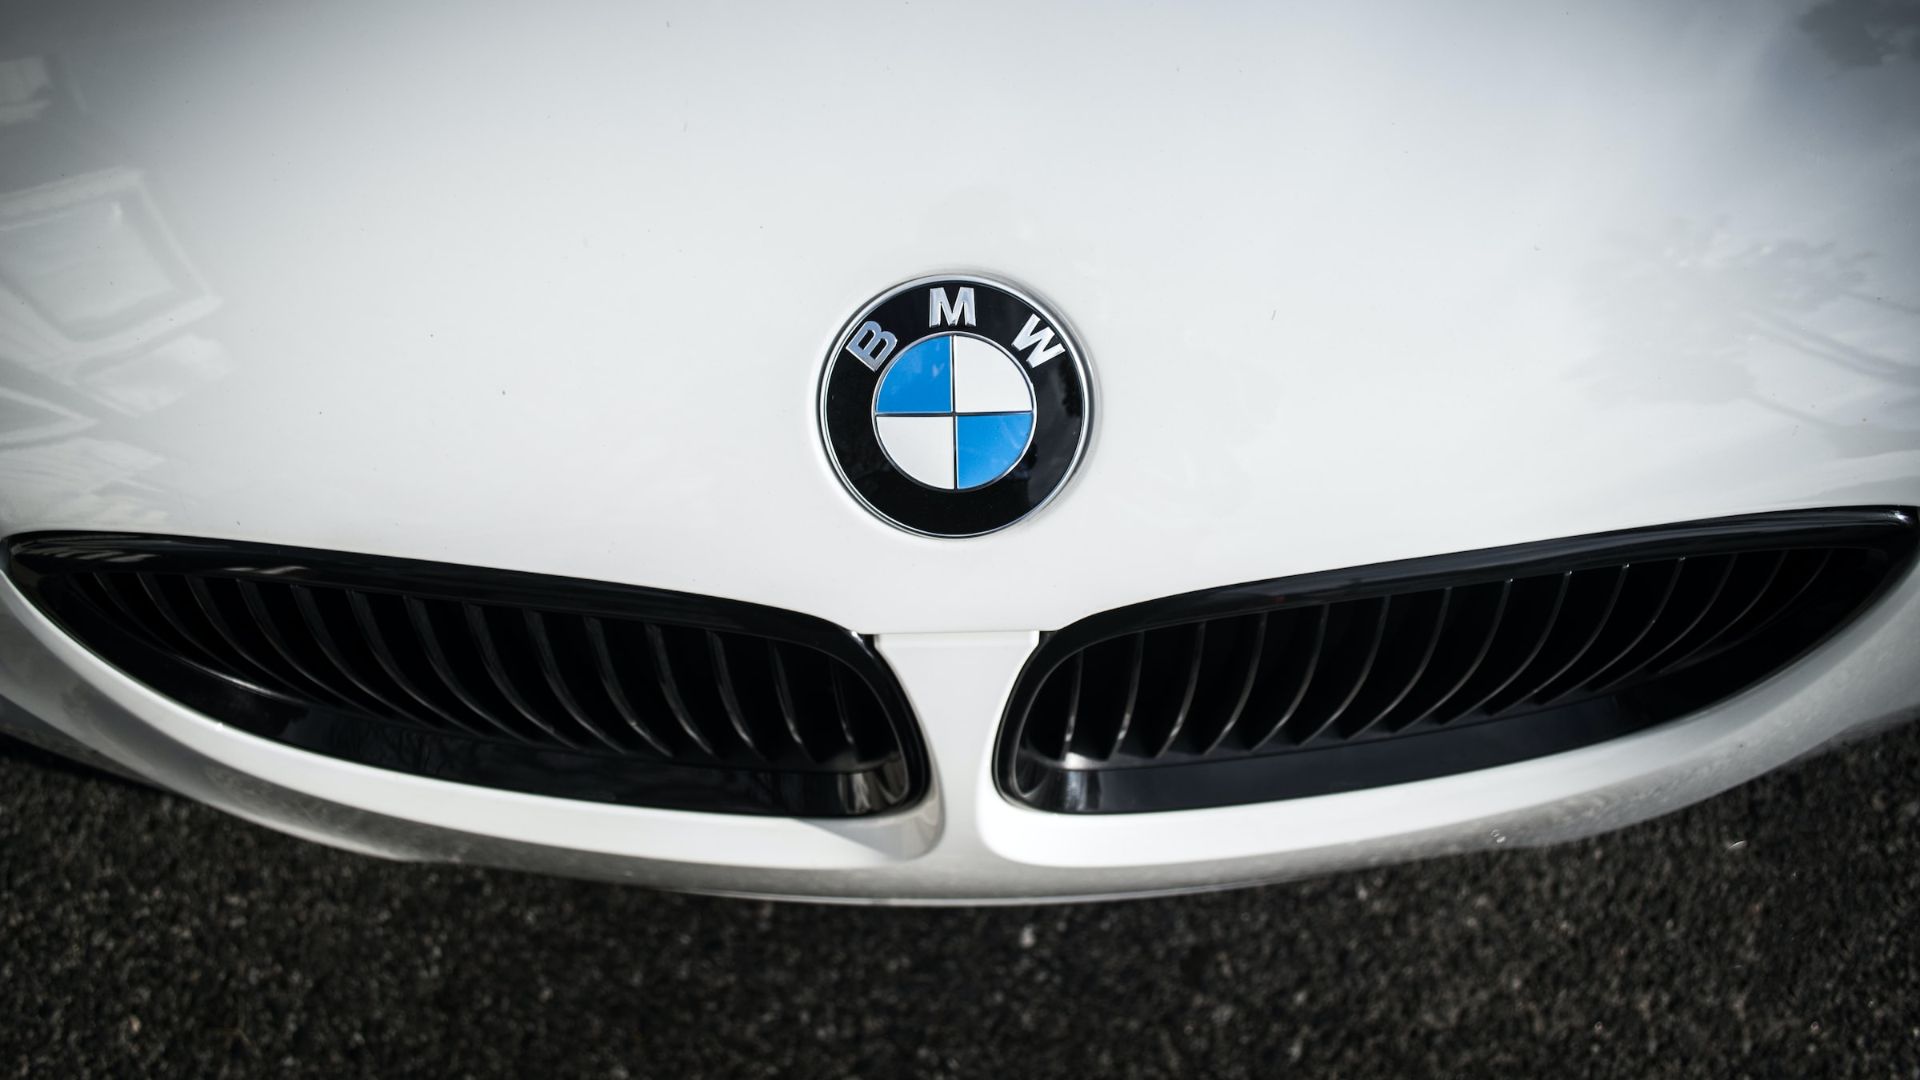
[{"left": 1, "top": 0, "right": 1916, "bottom": 632}]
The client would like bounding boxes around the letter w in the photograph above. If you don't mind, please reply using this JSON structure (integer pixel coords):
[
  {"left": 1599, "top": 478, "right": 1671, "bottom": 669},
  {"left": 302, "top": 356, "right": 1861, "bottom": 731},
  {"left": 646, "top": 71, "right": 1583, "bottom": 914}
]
[{"left": 1012, "top": 315, "right": 1066, "bottom": 367}]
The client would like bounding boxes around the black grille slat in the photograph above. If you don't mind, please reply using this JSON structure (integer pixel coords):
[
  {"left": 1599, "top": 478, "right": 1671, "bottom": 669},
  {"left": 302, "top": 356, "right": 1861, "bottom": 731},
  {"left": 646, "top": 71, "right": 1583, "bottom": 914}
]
[
  {"left": 1133, "top": 623, "right": 1207, "bottom": 759},
  {"left": 1483, "top": 567, "right": 1624, "bottom": 715},
  {"left": 11, "top": 534, "right": 926, "bottom": 817},
  {"left": 643, "top": 623, "right": 718, "bottom": 756},
  {"left": 463, "top": 603, "right": 594, "bottom": 751},
  {"left": 737, "top": 635, "right": 811, "bottom": 762},
  {"left": 405, "top": 596, "right": 542, "bottom": 745},
  {"left": 184, "top": 576, "right": 310, "bottom": 700},
  {"left": 1376, "top": 585, "right": 1481, "bottom": 733},
  {"left": 1420, "top": 579, "right": 1513, "bottom": 726},
  {"left": 136, "top": 575, "right": 231, "bottom": 673},
  {"left": 291, "top": 585, "right": 441, "bottom": 730},
  {"left": 1641, "top": 552, "right": 1766, "bottom": 677},
  {"left": 1679, "top": 549, "right": 1834, "bottom": 670},
  {"left": 87, "top": 574, "right": 169, "bottom": 649},
  {"left": 519, "top": 611, "right": 630, "bottom": 754},
  {"left": 826, "top": 663, "right": 883, "bottom": 761},
  {"left": 581, "top": 616, "right": 674, "bottom": 757},
  {"left": 765, "top": 642, "right": 823, "bottom": 764},
  {"left": 1198, "top": 613, "right": 1268, "bottom": 754},
  {"left": 78, "top": 573, "right": 152, "bottom": 643},
  {"left": 706, "top": 631, "right": 771, "bottom": 763},
  {"left": 1441, "top": 573, "right": 1572, "bottom": 726},
  {"left": 232, "top": 580, "right": 368, "bottom": 714},
  {"left": 1057, "top": 651, "right": 1086, "bottom": 759},
  {"left": 1240, "top": 605, "right": 1328, "bottom": 752},
  {"left": 1115, "top": 632, "right": 1148, "bottom": 761},
  {"left": 1502, "top": 567, "right": 1628, "bottom": 710},
  {"left": 1065, "top": 636, "right": 1132, "bottom": 760},
  {"left": 1590, "top": 555, "right": 1738, "bottom": 695},
  {"left": 1649, "top": 551, "right": 1785, "bottom": 676},
  {"left": 1526, "top": 565, "right": 1655, "bottom": 706},
  {"left": 999, "top": 508, "right": 1917, "bottom": 814},
  {"left": 1559, "top": 559, "right": 1686, "bottom": 702},
  {"left": 1345, "top": 590, "right": 1449, "bottom": 740},
  {"left": 1171, "top": 623, "right": 1211, "bottom": 756},
  {"left": 1083, "top": 633, "right": 1144, "bottom": 763},
  {"left": 793, "top": 643, "right": 861, "bottom": 760},
  {"left": 1288, "top": 596, "right": 1390, "bottom": 746},
  {"left": 346, "top": 590, "right": 491, "bottom": 738},
  {"left": 1022, "top": 652, "right": 1084, "bottom": 762}
]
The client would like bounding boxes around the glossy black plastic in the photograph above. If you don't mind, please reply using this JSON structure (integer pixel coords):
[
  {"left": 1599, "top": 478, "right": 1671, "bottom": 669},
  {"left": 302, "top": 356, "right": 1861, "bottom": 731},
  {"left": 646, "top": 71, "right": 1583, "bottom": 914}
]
[
  {"left": 997, "top": 508, "right": 1918, "bottom": 814},
  {"left": 6, "top": 533, "right": 928, "bottom": 817}
]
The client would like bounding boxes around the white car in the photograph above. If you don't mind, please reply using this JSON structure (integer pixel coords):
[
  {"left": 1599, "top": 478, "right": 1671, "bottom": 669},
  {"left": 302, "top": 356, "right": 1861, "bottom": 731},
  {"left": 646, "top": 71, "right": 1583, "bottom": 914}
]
[{"left": 0, "top": 2, "right": 1915, "bottom": 903}]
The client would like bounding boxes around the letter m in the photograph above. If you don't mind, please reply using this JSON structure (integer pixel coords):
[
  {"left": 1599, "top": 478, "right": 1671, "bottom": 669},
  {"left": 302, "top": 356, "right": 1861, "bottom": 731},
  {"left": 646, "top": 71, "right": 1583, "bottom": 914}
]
[{"left": 929, "top": 286, "right": 976, "bottom": 327}]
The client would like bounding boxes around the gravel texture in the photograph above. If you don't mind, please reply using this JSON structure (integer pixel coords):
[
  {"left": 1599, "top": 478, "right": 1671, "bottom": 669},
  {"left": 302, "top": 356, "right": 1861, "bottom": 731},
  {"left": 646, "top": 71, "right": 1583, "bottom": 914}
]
[{"left": 2, "top": 726, "right": 1918, "bottom": 1079}]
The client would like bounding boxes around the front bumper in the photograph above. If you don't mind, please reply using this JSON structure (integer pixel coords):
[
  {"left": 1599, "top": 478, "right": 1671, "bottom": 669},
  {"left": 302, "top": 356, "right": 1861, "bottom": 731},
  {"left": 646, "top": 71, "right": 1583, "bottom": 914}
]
[{"left": 5, "top": 556, "right": 1917, "bottom": 904}]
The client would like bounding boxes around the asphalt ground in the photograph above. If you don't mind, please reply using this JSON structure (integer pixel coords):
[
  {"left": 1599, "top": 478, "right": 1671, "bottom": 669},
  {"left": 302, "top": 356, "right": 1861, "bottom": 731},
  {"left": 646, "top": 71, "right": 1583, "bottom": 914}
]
[{"left": 2, "top": 724, "right": 1917, "bottom": 1080}]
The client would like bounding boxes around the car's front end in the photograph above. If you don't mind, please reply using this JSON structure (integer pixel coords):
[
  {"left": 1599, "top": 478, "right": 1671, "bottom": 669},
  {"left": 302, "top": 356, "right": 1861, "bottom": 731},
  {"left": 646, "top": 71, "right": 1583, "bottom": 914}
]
[{"left": 1, "top": 0, "right": 1916, "bottom": 902}]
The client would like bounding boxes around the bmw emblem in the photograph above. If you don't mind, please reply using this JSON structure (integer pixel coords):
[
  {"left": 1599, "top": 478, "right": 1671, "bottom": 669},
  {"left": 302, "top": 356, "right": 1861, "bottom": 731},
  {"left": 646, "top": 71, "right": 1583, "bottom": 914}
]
[{"left": 818, "top": 274, "right": 1093, "bottom": 538}]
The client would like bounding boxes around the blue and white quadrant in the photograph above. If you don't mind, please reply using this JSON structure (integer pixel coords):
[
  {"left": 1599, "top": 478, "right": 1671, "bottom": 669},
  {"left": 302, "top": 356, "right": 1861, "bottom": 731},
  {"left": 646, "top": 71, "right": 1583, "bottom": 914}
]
[{"left": 873, "top": 334, "right": 1035, "bottom": 491}]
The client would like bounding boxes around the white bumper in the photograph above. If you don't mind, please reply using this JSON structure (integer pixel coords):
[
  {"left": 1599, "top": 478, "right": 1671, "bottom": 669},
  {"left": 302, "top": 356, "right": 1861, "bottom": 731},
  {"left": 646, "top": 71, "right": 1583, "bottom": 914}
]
[{"left": 5, "top": 556, "right": 1915, "bottom": 903}]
